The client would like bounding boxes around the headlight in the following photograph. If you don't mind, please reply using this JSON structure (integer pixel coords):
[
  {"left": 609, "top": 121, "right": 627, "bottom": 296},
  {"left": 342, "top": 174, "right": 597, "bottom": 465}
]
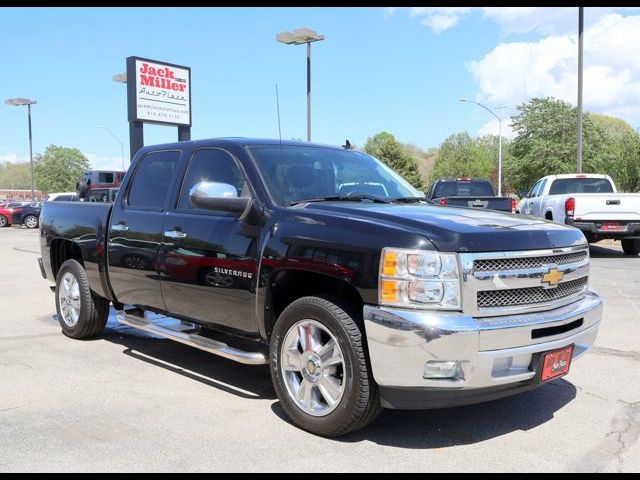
[{"left": 379, "top": 247, "right": 461, "bottom": 309}]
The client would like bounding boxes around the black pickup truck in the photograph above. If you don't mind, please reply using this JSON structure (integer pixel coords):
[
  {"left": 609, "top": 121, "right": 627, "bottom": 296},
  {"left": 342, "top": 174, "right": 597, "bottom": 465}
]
[
  {"left": 426, "top": 178, "right": 515, "bottom": 213},
  {"left": 38, "top": 138, "right": 602, "bottom": 437}
]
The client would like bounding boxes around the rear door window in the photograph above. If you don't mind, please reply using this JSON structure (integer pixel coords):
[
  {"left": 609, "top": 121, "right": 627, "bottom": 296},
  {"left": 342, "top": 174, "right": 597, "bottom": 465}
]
[{"left": 127, "top": 150, "right": 181, "bottom": 210}]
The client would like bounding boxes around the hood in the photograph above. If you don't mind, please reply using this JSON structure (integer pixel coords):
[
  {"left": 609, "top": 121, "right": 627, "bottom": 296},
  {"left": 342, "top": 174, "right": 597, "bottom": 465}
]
[{"left": 297, "top": 202, "right": 586, "bottom": 252}]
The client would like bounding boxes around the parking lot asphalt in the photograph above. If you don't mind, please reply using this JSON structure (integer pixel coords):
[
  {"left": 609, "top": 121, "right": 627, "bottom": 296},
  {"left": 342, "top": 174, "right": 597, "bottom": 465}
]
[{"left": 0, "top": 226, "right": 638, "bottom": 472}]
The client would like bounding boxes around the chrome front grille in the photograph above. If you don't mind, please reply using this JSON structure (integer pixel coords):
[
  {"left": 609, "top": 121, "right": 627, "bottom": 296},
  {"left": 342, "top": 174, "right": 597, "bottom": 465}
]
[
  {"left": 473, "top": 251, "right": 588, "bottom": 272},
  {"left": 460, "top": 245, "right": 590, "bottom": 317},
  {"left": 477, "top": 277, "right": 588, "bottom": 309}
]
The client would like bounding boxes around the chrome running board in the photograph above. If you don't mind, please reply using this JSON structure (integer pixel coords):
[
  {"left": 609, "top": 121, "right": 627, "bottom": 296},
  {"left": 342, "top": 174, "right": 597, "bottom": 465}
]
[{"left": 115, "top": 311, "right": 268, "bottom": 365}]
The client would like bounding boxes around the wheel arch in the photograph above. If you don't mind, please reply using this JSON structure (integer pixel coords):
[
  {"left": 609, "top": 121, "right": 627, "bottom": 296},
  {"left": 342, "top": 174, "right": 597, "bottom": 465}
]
[
  {"left": 50, "top": 238, "right": 84, "bottom": 279},
  {"left": 262, "top": 269, "right": 365, "bottom": 341}
]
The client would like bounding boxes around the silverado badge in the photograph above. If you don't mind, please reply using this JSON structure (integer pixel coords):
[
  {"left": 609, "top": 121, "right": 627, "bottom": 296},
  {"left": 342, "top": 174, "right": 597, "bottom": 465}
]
[{"left": 542, "top": 267, "right": 564, "bottom": 287}]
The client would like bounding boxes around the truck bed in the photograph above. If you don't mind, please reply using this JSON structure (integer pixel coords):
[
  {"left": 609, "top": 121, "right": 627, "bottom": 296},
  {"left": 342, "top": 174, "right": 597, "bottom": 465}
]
[{"left": 39, "top": 200, "right": 113, "bottom": 300}]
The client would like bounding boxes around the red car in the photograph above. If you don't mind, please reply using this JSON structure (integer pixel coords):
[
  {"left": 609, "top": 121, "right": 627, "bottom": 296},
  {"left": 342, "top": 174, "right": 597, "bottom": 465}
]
[{"left": 0, "top": 206, "right": 13, "bottom": 227}]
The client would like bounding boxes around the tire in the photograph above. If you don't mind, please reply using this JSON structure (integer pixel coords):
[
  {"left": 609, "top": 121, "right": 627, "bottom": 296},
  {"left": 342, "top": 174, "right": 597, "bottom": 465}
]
[
  {"left": 270, "top": 296, "right": 381, "bottom": 437},
  {"left": 0, "top": 215, "right": 8, "bottom": 227},
  {"left": 55, "top": 259, "right": 110, "bottom": 339},
  {"left": 24, "top": 215, "right": 38, "bottom": 229},
  {"left": 622, "top": 239, "right": 640, "bottom": 256}
]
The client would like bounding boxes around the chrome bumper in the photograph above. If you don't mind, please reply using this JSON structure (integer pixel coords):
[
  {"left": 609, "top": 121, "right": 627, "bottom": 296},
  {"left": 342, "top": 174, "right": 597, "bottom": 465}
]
[{"left": 363, "top": 290, "right": 602, "bottom": 391}]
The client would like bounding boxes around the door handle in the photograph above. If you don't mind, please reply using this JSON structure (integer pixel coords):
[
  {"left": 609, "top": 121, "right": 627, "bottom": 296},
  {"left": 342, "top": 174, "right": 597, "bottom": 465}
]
[
  {"left": 111, "top": 223, "right": 129, "bottom": 232},
  {"left": 164, "top": 229, "right": 187, "bottom": 239}
]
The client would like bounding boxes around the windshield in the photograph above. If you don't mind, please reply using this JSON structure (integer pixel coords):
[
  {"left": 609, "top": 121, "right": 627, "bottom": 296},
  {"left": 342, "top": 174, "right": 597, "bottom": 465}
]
[
  {"left": 549, "top": 178, "right": 614, "bottom": 195},
  {"left": 248, "top": 145, "right": 422, "bottom": 206}
]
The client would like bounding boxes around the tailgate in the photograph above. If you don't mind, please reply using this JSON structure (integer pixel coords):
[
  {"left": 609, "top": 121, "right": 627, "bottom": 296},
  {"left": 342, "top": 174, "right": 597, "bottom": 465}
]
[
  {"left": 442, "top": 196, "right": 512, "bottom": 211},
  {"left": 573, "top": 194, "right": 640, "bottom": 221}
]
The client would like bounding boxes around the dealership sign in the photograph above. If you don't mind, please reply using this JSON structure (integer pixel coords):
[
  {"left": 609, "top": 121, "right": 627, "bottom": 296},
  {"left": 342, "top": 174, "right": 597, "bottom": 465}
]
[{"left": 126, "top": 56, "right": 191, "bottom": 126}]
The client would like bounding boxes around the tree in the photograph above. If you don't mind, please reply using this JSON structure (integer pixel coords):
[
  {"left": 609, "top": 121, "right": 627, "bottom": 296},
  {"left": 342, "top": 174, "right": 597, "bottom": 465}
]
[
  {"left": 591, "top": 114, "right": 640, "bottom": 192},
  {"left": 509, "top": 97, "right": 614, "bottom": 192},
  {"left": 429, "top": 132, "right": 511, "bottom": 193},
  {"left": 363, "top": 132, "right": 425, "bottom": 190},
  {"left": 0, "top": 161, "right": 31, "bottom": 189},
  {"left": 33, "top": 145, "right": 90, "bottom": 193}
]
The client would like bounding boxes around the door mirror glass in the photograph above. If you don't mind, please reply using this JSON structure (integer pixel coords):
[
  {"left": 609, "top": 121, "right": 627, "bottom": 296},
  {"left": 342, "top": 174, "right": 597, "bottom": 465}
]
[{"left": 189, "top": 181, "right": 250, "bottom": 214}]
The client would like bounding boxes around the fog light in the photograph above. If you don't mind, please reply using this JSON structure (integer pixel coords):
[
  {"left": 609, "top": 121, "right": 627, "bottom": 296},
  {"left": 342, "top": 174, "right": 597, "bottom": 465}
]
[{"left": 424, "top": 360, "right": 464, "bottom": 380}]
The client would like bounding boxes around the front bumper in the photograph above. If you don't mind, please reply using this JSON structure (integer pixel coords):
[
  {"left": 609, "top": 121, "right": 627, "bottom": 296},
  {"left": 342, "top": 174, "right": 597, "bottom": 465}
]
[{"left": 363, "top": 291, "right": 602, "bottom": 409}]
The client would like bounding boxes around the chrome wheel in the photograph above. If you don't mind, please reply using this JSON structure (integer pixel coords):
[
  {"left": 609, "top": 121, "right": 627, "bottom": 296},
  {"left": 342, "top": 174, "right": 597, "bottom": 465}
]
[
  {"left": 280, "top": 319, "right": 346, "bottom": 417},
  {"left": 204, "top": 270, "right": 234, "bottom": 288},
  {"left": 58, "top": 272, "right": 81, "bottom": 327},
  {"left": 25, "top": 215, "right": 38, "bottom": 228},
  {"left": 123, "top": 255, "right": 149, "bottom": 270},
  {"left": 0, "top": 215, "right": 7, "bottom": 227}
]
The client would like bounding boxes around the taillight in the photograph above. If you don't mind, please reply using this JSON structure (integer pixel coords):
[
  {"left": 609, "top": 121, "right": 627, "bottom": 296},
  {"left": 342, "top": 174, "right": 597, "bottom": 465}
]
[
  {"left": 565, "top": 197, "right": 575, "bottom": 217},
  {"left": 439, "top": 198, "right": 446, "bottom": 206},
  {"left": 511, "top": 198, "right": 516, "bottom": 214}
]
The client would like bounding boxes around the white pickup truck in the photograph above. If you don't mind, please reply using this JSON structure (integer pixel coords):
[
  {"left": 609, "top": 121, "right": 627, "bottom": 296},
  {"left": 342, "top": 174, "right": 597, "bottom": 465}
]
[{"left": 519, "top": 174, "right": 640, "bottom": 255}]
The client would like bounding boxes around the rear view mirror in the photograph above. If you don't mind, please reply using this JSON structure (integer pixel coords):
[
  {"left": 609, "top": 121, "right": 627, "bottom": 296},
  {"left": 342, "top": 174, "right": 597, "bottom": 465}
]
[{"left": 189, "top": 181, "right": 251, "bottom": 215}]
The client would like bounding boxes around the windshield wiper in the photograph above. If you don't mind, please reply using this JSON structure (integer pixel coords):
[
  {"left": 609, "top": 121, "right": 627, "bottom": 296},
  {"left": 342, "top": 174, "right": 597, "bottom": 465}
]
[
  {"left": 290, "top": 195, "right": 391, "bottom": 206},
  {"left": 390, "top": 196, "right": 431, "bottom": 204}
]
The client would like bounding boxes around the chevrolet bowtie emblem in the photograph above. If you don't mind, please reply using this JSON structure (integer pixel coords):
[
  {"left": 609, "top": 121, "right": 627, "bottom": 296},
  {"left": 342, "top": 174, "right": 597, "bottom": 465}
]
[{"left": 542, "top": 268, "right": 564, "bottom": 287}]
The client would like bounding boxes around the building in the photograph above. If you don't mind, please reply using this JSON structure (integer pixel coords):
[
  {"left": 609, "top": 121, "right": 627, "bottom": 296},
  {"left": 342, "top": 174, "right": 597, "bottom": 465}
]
[{"left": 0, "top": 189, "right": 45, "bottom": 201}]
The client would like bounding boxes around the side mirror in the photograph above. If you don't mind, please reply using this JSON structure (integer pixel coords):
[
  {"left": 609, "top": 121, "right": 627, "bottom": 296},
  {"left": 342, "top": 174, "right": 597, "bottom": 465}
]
[
  {"left": 189, "top": 181, "right": 251, "bottom": 215},
  {"left": 518, "top": 190, "right": 528, "bottom": 199}
]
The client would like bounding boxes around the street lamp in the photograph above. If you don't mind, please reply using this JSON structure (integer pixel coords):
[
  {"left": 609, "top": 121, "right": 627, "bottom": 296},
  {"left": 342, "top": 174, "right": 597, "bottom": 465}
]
[
  {"left": 112, "top": 73, "right": 127, "bottom": 84},
  {"left": 460, "top": 98, "right": 503, "bottom": 196},
  {"left": 4, "top": 97, "right": 37, "bottom": 202},
  {"left": 97, "top": 126, "right": 125, "bottom": 171},
  {"left": 276, "top": 27, "right": 325, "bottom": 142}
]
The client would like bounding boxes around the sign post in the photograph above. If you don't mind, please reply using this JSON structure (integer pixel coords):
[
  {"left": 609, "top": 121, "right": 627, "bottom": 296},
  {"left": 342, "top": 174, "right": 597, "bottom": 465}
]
[{"left": 125, "top": 56, "right": 191, "bottom": 160}]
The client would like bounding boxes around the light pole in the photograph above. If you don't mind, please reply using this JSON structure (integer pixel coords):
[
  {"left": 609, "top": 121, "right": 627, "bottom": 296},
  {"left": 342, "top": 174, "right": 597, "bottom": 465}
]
[
  {"left": 460, "top": 98, "right": 503, "bottom": 196},
  {"left": 5, "top": 98, "right": 37, "bottom": 201},
  {"left": 276, "top": 27, "right": 325, "bottom": 142},
  {"left": 577, "top": 7, "right": 584, "bottom": 173},
  {"left": 97, "top": 126, "right": 125, "bottom": 170}
]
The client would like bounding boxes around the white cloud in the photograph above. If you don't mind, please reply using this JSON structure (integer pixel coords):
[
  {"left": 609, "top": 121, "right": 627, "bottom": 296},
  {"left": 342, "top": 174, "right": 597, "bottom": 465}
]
[
  {"left": 388, "top": 7, "right": 640, "bottom": 35},
  {"left": 481, "top": 7, "right": 576, "bottom": 36},
  {"left": 468, "top": 14, "right": 640, "bottom": 128},
  {"left": 476, "top": 118, "right": 516, "bottom": 140},
  {"left": 0, "top": 153, "right": 28, "bottom": 164},
  {"left": 409, "top": 7, "right": 472, "bottom": 33},
  {"left": 385, "top": 7, "right": 472, "bottom": 33},
  {"left": 85, "top": 153, "right": 127, "bottom": 171}
]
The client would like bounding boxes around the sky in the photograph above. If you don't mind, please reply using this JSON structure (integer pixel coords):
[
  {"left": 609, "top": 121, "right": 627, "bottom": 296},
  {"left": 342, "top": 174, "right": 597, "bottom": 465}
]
[{"left": 2, "top": 7, "right": 640, "bottom": 171}]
